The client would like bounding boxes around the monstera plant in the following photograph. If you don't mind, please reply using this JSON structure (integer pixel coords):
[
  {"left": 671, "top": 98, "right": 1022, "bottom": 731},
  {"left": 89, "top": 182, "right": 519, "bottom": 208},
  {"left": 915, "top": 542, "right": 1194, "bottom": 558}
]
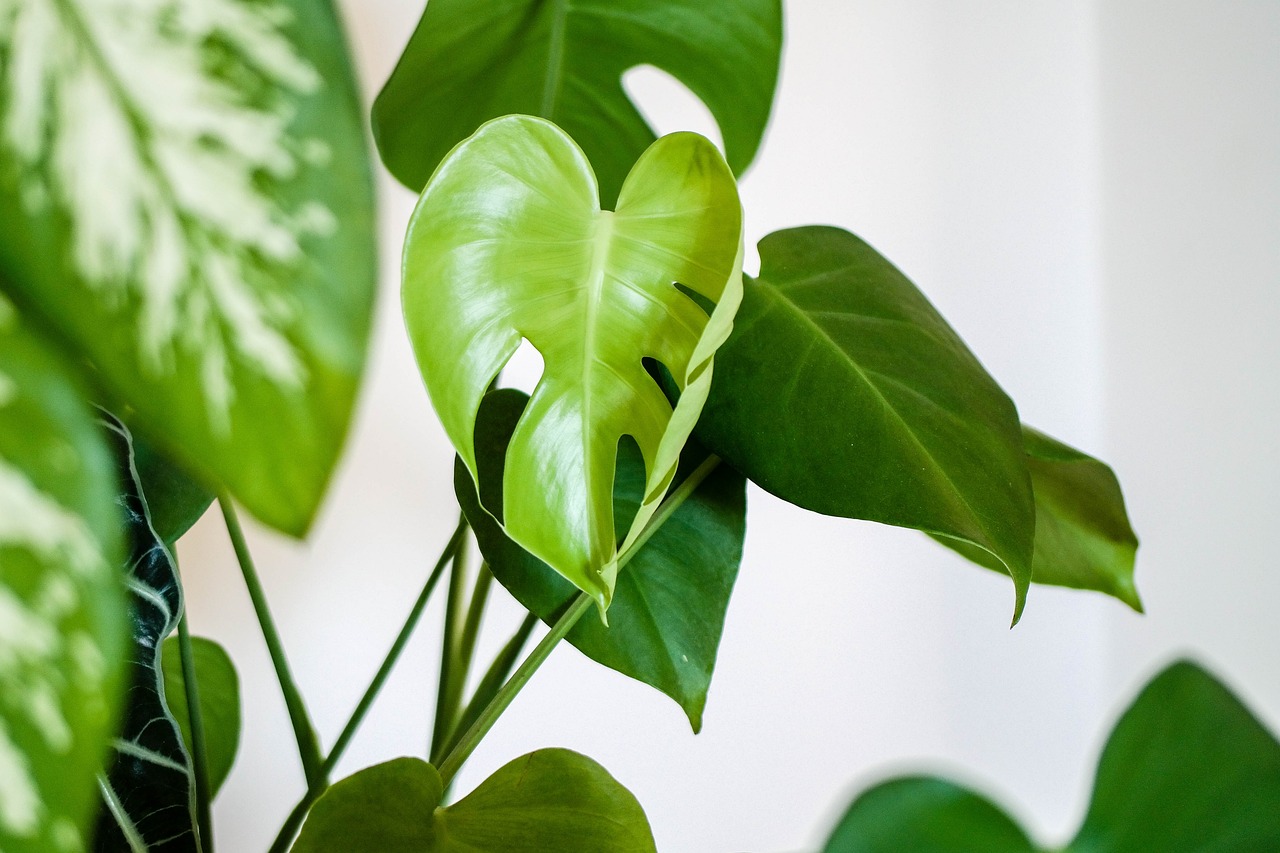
[{"left": 0, "top": 1, "right": 1269, "bottom": 852}]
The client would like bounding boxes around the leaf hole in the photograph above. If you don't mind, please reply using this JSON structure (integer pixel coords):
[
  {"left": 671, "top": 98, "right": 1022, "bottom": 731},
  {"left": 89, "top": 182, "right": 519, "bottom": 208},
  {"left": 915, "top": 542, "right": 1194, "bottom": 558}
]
[
  {"left": 673, "top": 282, "right": 714, "bottom": 317},
  {"left": 502, "top": 338, "right": 545, "bottom": 396},
  {"left": 642, "top": 357, "right": 680, "bottom": 407},
  {"left": 622, "top": 64, "right": 725, "bottom": 153}
]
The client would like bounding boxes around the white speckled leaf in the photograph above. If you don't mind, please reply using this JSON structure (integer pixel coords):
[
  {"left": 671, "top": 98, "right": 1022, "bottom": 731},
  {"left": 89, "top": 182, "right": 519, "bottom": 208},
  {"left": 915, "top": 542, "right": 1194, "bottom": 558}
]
[
  {"left": 0, "top": 0, "right": 375, "bottom": 535},
  {"left": 0, "top": 293, "right": 127, "bottom": 853}
]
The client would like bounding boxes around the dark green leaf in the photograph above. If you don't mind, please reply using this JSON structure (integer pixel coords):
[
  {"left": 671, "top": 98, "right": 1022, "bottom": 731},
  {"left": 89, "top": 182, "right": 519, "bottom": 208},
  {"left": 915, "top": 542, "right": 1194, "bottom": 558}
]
[
  {"left": 160, "top": 636, "right": 241, "bottom": 798},
  {"left": 934, "top": 426, "right": 1141, "bottom": 611},
  {"left": 823, "top": 777, "right": 1036, "bottom": 853},
  {"left": 458, "top": 389, "right": 746, "bottom": 731},
  {"left": 131, "top": 441, "right": 212, "bottom": 547},
  {"left": 0, "top": 295, "right": 127, "bottom": 853},
  {"left": 292, "top": 750, "right": 656, "bottom": 852},
  {"left": 821, "top": 661, "right": 1280, "bottom": 853},
  {"left": 697, "top": 226, "right": 1035, "bottom": 620},
  {"left": 94, "top": 416, "right": 197, "bottom": 852},
  {"left": 0, "top": 0, "right": 376, "bottom": 536},
  {"left": 373, "top": 0, "right": 782, "bottom": 205},
  {"left": 1070, "top": 661, "right": 1280, "bottom": 852}
]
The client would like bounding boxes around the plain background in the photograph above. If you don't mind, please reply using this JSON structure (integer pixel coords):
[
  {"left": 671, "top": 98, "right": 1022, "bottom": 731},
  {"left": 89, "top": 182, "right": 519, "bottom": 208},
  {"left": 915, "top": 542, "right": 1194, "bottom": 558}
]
[{"left": 176, "top": 2, "right": 1280, "bottom": 851}]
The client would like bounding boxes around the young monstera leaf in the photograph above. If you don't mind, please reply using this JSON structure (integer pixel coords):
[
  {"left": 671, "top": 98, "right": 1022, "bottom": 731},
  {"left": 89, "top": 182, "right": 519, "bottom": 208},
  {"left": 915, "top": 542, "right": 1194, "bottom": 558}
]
[
  {"left": 373, "top": 0, "right": 782, "bottom": 205},
  {"left": 0, "top": 0, "right": 376, "bottom": 536},
  {"left": 0, "top": 295, "right": 127, "bottom": 853},
  {"left": 403, "top": 115, "right": 744, "bottom": 611},
  {"left": 292, "top": 750, "right": 656, "bottom": 853},
  {"left": 823, "top": 660, "right": 1280, "bottom": 853},
  {"left": 94, "top": 417, "right": 198, "bottom": 852}
]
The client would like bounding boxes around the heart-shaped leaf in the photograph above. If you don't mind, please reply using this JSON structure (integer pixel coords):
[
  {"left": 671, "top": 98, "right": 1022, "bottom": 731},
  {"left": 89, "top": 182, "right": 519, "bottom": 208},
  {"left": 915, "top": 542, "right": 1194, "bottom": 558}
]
[
  {"left": 934, "top": 426, "right": 1141, "bottom": 611},
  {"left": 823, "top": 661, "right": 1280, "bottom": 853},
  {"left": 292, "top": 749, "right": 656, "bottom": 853},
  {"left": 0, "top": 0, "right": 376, "bottom": 536},
  {"left": 160, "top": 635, "right": 241, "bottom": 798},
  {"left": 457, "top": 389, "right": 745, "bottom": 731},
  {"left": 695, "top": 226, "right": 1035, "bottom": 620},
  {"left": 94, "top": 416, "right": 197, "bottom": 852},
  {"left": 403, "top": 115, "right": 743, "bottom": 610},
  {"left": 0, "top": 295, "right": 127, "bottom": 853},
  {"left": 373, "top": 0, "right": 782, "bottom": 205}
]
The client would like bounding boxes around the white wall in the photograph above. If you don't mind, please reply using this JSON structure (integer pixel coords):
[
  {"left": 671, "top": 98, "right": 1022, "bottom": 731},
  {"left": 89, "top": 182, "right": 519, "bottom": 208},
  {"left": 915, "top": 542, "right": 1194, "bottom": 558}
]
[{"left": 176, "top": 2, "right": 1280, "bottom": 851}]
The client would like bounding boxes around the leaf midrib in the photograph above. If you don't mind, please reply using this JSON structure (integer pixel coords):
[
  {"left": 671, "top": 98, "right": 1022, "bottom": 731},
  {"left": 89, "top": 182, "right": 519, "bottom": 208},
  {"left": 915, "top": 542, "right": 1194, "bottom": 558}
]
[{"left": 751, "top": 275, "right": 1012, "bottom": 566}]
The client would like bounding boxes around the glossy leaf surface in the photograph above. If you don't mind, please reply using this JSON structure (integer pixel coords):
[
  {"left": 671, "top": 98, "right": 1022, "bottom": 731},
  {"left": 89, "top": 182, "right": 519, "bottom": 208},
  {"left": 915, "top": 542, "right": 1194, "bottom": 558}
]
[
  {"left": 0, "top": 0, "right": 376, "bottom": 536},
  {"left": 292, "top": 749, "right": 656, "bottom": 852},
  {"left": 94, "top": 417, "right": 196, "bottom": 852},
  {"left": 823, "top": 661, "right": 1280, "bottom": 853},
  {"left": 935, "top": 426, "right": 1141, "bottom": 610},
  {"left": 457, "top": 389, "right": 745, "bottom": 731},
  {"left": 0, "top": 297, "right": 126, "bottom": 853},
  {"left": 404, "top": 115, "right": 743, "bottom": 609},
  {"left": 696, "top": 226, "right": 1034, "bottom": 619},
  {"left": 160, "top": 636, "right": 240, "bottom": 797},
  {"left": 374, "top": 0, "right": 782, "bottom": 205}
]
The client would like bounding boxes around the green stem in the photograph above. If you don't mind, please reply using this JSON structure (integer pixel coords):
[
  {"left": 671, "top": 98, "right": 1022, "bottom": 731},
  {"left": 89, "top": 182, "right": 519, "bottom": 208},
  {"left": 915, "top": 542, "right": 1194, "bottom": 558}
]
[
  {"left": 431, "top": 562, "right": 493, "bottom": 764},
  {"left": 176, "top": 612, "right": 214, "bottom": 853},
  {"left": 436, "top": 454, "right": 721, "bottom": 786},
  {"left": 442, "top": 611, "right": 539, "bottom": 765},
  {"left": 429, "top": 538, "right": 469, "bottom": 761},
  {"left": 218, "top": 496, "right": 325, "bottom": 790},
  {"left": 326, "top": 518, "right": 468, "bottom": 773},
  {"left": 266, "top": 518, "right": 468, "bottom": 853}
]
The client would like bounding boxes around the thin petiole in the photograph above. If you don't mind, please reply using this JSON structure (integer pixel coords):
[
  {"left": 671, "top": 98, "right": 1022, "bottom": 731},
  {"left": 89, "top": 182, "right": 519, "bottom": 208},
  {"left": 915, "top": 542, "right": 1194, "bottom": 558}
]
[
  {"left": 429, "top": 536, "right": 469, "bottom": 762},
  {"left": 432, "top": 561, "right": 493, "bottom": 763},
  {"left": 176, "top": 609, "right": 213, "bottom": 853},
  {"left": 265, "top": 518, "right": 469, "bottom": 853},
  {"left": 436, "top": 454, "right": 722, "bottom": 786},
  {"left": 218, "top": 496, "right": 325, "bottom": 790},
  {"left": 447, "top": 610, "right": 539, "bottom": 758}
]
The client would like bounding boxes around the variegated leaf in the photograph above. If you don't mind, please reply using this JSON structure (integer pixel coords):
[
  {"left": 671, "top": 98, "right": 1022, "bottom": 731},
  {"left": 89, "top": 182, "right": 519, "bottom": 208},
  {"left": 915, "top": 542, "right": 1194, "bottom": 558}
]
[
  {"left": 0, "top": 292, "right": 127, "bottom": 853},
  {"left": 0, "top": 0, "right": 376, "bottom": 535}
]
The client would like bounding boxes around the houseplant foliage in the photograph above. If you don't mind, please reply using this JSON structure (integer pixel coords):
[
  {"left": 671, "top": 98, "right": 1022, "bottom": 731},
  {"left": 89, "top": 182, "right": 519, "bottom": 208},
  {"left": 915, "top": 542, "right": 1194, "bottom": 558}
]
[
  {"left": 6, "top": 0, "right": 1246, "bottom": 851},
  {"left": 822, "top": 660, "right": 1280, "bottom": 853}
]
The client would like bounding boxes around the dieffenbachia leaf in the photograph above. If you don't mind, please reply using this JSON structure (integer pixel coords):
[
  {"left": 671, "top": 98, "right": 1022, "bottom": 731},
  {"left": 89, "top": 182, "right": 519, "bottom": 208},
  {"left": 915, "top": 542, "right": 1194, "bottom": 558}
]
[
  {"left": 457, "top": 389, "right": 745, "bottom": 731},
  {"left": 292, "top": 750, "right": 657, "bottom": 852},
  {"left": 933, "top": 426, "right": 1141, "bottom": 611},
  {"left": 0, "top": 0, "right": 376, "bottom": 536},
  {"left": 0, "top": 294, "right": 126, "bottom": 853},
  {"left": 94, "top": 416, "right": 197, "bottom": 852},
  {"left": 403, "top": 115, "right": 743, "bottom": 610},
  {"left": 823, "top": 661, "right": 1280, "bottom": 853},
  {"left": 694, "top": 226, "right": 1035, "bottom": 621},
  {"left": 160, "top": 635, "right": 240, "bottom": 797},
  {"left": 373, "top": 0, "right": 782, "bottom": 205}
]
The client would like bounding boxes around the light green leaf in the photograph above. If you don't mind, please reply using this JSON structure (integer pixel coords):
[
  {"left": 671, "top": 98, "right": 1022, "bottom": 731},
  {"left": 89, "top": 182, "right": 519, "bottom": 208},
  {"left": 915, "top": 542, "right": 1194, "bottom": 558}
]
[
  {"left": 457, "top": 389, "right": 746, "bottom": 731},
  {"left": 934, "top": 426, "right": 1141, "bottom": 611},
  {"left": 822, "top": 661, "right": 1280, "bottom": 853},
  {"left": 373, "top": 0, "right": 782, "bottom": 205},
  {"left": 160, "top": 635, "right": 240, "bottom": 798},
  {"left": 403, "top": 115, "right": 743, "bottom": 610},
  {"left": 0, "top": 294, "right": 127, "bottom": 853},
  {"left": 696, "top": 226, "right": 1035, "bottom": 620},
  {"left": 292, "top": 749, "right": 656, "bottom": 853},
  {"left": 823, "top": 777, "right": 1036, "bottom": 853},
  {"left": 0, "top": 0, "right": 376, "bottom": 536}
]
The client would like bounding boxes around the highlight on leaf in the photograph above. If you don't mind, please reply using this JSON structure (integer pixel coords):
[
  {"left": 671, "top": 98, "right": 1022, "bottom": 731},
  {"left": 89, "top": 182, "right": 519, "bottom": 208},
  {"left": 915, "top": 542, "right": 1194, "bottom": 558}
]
[{"left": 402, "top": 114, "right": 744, "bottom": 612}]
